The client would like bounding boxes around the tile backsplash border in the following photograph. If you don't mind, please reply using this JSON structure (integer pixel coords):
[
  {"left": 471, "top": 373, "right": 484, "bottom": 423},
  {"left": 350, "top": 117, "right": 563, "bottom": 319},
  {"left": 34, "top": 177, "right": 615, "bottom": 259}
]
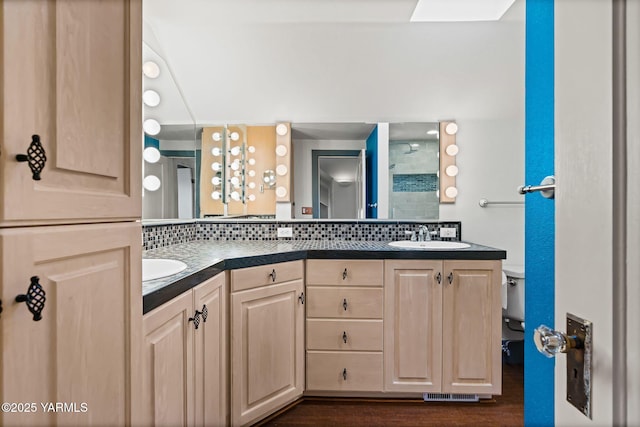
[{"left": 143, "top": 220, "right": 462, "bottom": 251}]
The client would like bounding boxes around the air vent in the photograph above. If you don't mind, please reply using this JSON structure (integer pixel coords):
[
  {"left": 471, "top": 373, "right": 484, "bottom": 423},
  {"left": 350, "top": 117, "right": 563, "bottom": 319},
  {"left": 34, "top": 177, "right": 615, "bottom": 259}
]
[{"left": 422, "top": 393, "right": 479, "bottom": 402}]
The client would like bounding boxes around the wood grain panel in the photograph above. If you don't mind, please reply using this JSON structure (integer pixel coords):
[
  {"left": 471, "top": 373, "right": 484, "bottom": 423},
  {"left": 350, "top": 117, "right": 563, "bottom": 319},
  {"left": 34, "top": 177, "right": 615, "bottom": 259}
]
[
  {"left": 306, "top": 319, "right": 383, "bottom": 351},
  {"left": 306, "top": 260, "right": 383, "bottom": 287},
  {"left": 306, "top": 287, "right": 383, "bottom": 319},
  {"left": 306, "top": 352, "right": 383, "bottom": 392},
  {"left": 231, "top": 260, "right": 303, "bottom": 292}
]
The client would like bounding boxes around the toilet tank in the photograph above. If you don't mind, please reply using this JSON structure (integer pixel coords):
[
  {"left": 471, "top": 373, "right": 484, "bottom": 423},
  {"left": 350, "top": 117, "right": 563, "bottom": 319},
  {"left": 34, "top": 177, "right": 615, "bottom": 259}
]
[{"left": 503, "top": 265, "right": 525, "bottom": 322}]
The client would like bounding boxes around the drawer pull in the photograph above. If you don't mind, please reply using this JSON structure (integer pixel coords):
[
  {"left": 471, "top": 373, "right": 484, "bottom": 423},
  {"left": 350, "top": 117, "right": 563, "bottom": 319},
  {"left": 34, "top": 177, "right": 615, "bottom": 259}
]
[
  {"left": 448, "top": 272, "right": 454, "bottom": 284},
  {"left": 200, "top": 304, "right": 208, "bottom": 323},
  {"left": 298, "top": 292, "right": 305, "bottom": 305},
  {"left": 436, "top": 272, "right": 442, "bottom": 284},
  {"left": 269, "top": 269, "right": 277, "bottom": 282},
  {"left": 16, "top": 135, "right": 47, "bottom": 181},
  {"left": 342, "top": 268, "right": 348, "bottom": 280},
  {"left": 15, "top": 276, "right": 46, "bottom": 321},
  {"left": 342, "top": 298, "right": 348, "bottom": 311},
  {"left": 189, "top": 311, "right": 202, "bottom": 330},
  {"left": 342, "top": 331, "right": 348, "bottom": 343},
  {"left": 342, "top": 368, "right": 347, "bottom": 381}
]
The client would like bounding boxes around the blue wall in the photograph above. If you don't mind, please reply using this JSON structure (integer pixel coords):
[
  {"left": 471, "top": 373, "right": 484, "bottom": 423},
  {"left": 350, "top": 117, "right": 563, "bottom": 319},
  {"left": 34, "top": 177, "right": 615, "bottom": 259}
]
[
  {"left": 365, "top": 126, "right": 378, "bottom": 218},
  {"left": 525, "top": 1, "right": 555, "bottom": 426}
]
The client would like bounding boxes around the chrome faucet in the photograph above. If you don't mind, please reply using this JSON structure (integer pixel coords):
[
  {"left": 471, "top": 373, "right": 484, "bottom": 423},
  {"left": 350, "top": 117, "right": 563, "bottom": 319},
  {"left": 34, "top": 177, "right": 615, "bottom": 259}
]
[{"left": 418, "top": 225, "right": 431, "bottom": 241}]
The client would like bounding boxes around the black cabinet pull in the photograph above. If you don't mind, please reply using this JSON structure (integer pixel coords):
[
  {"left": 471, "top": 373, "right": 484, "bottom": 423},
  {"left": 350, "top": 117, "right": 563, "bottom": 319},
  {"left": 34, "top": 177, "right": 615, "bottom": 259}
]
[
  {"left": 16, "top": 135, "right": 47, "bottom": 181},
  {"left": 448, "top": 272, "right": 454, "bottom": 284},
  {"left": 15, "top": 276, "right": 46, "bottom": 321},
  {"left": 298, "top": 292, "right": 305, "bottom": 305},
  {"left": 436, "top": 272, "right": 442, "bottom": 284},
  {"left": 342, "top": 331, "right": 348, "bottom": 343},
  {"left": 342, "top": 268, "right": 348, "bottom": 280},
  {"left": 269, "top": 269, "right": 276, "bottom": 282},
  {"left": 0, "top": 299, "right": 3, "bottom": 318},
  {"left": 200, "top": 305, "right": 208, "bottom": 323},
  {"left": 342, "top": 298, "right": 348, "bottom": 311},
  {"left": 189, "top": 311, "right": 202, "bottom": 329},
  {"left": 342, "top": 368, "right": 347, "bottom": 380}
]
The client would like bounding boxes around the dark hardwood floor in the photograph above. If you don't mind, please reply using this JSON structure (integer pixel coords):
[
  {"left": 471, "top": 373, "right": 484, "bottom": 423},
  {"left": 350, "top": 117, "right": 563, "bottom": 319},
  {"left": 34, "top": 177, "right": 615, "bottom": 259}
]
[{"left": 258, "top": 363, "right": 523, "bottom": 427}]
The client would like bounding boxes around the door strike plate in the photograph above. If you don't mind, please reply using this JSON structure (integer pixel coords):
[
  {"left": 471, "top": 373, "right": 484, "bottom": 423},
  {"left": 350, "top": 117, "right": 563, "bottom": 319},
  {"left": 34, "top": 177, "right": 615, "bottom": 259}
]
[{"left": 566, "top": 312, "right": 592, "bottom": 419}]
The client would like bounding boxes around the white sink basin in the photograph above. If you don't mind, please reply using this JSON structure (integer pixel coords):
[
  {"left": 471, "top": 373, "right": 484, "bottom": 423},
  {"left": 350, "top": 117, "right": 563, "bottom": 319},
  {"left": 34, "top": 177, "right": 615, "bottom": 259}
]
[
  {"left": 143, "top": 258, "right": 188, "bottom": 281},
  {"left": 388, "top": 241, "right": 471, "bottom": 249}
]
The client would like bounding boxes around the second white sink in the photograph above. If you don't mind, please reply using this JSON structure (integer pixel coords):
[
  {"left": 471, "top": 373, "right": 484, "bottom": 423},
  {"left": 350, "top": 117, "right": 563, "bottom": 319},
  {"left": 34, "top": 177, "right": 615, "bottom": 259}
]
[
  {"left": 388, "top": 241, "right": 471, "bottom": 249},
  {"left": 143, "top": 258, "right": 188, "bottom": 281}
]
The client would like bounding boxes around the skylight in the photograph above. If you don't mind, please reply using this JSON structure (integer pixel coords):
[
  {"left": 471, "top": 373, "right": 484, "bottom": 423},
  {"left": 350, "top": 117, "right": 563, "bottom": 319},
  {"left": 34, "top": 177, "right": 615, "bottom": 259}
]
[{"left": 410, "top": 0, "right": 517, "bottom": 22}]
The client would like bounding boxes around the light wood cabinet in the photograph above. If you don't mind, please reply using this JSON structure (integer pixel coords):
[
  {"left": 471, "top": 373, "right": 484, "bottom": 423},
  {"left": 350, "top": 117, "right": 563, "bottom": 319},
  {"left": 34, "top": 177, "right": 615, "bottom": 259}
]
[
  {"left": 231, "top": 261, "right": 304, "bottom": 426},
  {"left": 0, "top": 223, "right": 142, "bottom": 427},
  {"left": 306, "top": 259, "right": 385, "bottom": 393},
  {"left": 0, "top": 0, "right": 142, "bottom": 226},
  {"left": 141, "top": 273, "right": 227, "bottom": 427},
  {"left": 384, "top": 260, "right": 502, "bottom": 395}
]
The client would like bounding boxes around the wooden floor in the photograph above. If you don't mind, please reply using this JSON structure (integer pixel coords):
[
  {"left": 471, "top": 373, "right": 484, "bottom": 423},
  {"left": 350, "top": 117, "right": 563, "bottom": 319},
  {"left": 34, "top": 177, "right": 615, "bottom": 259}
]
[{"left": 258, "top": 363, "right": 523, "bottom": 427}]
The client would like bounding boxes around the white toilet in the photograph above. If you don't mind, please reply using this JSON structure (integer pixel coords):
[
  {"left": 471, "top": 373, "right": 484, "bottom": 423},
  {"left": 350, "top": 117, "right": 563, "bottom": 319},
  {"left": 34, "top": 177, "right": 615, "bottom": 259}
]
[{"left": 501, "top": 265, "right": 525, "bottom": 341}]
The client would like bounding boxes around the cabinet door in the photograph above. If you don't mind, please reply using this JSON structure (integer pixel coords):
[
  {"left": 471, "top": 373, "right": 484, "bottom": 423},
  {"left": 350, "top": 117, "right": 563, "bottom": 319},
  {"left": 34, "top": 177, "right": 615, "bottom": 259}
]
[
  {"left": 442, "top": 260, "right": 502, "bottom": 394},
  {"left": 231, "top": 279, "right": 304, "bottom": 426},
  {"left": 384, "top": 260, "right": 443, "bottom": 392},
  {"left": 0, "top": 223, "right": 142, "bottom": 427},
  {"left": 193, "top": 273, "right": 227, "bottom": 427},
  {"left": 0, "top": 0, "right": 141, "bottom": 226},
  {"left": 142, "top": 291, "right": 194, "bottom": 427}
]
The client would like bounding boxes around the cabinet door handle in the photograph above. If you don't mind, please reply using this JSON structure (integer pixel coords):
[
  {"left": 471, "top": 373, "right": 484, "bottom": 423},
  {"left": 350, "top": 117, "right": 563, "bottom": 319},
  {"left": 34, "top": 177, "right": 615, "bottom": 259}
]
[
  {"left": 342, "top": 268, "right": 348, "bottom": 280},
  {"left": 15, "top": 276, "right": 46, "bottom": 321},
  {"left": 16, "top": 135, "right": 47, "bottom": 181},
  {"left": 342, "top": 331, "right": 348, "bottom": 343},
  {"left": 200, "top": 305, "right": 208, "bottom": 323},
  {"left": 298, "top": 292, "right": 305, "bottom": 305},
  {"left": 269, "top": 269, "right": 276, "bottom": 282},
  {"left": 436, "top": 272, "right": 442, "bottom": 284},
  {"left": 448, "top": 272, "right": 454, "bottom": 284},
  {"left": 189, "top": 311, "right": 202, "bottom": 330},
  {"left": 342, "top": 368, "right": 348, "bottom": 380},
  {"left": 342, "top": 298, "right": 348, "bottom": 311}
]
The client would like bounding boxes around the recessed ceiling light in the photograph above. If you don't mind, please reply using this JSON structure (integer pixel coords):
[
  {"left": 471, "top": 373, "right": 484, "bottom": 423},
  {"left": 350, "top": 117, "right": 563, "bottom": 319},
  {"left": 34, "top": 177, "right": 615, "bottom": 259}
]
[{"left": 410, "top": 0, "right": 516, "bottom": 22}]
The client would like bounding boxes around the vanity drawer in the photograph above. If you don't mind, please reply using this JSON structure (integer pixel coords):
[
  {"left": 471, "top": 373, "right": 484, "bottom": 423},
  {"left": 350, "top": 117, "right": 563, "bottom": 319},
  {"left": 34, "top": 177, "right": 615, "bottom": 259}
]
[
  {"left": 231, "top": 260, "right": 303, "bottom": 292},
  {"left": 307, "top": 319, "right": 383, "bottom": 351},
  {"left": 306, "top": 260, "right": 383, "bottom": 287},
  {"left": 307, "top": 351, "right": 383, "bottom": 392},
  {"left": 306, "top": 287, "right": 383, "bottom": 319}
]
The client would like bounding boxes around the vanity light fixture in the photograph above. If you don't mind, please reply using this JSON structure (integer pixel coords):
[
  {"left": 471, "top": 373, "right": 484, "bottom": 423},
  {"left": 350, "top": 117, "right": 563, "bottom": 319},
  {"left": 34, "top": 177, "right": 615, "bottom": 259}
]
[
  {"left": 211, "top": 162, "right": 222, "bottom": 171},
  {"left": 211, "top": 190, "right": 221, "bottom": 200},
  {"left": 142, "top": 61, "right": 160, "bottom": 79},
  {"left": 276, "top": 164, "right": 288, "bottom": 176},
  {"left": 247, "top": 145, "right": 256, "bottom": 153},
  {"left": 212, "top": 132, "right": 222, "bottom": 142},
  {"left": 275, "top": 186, "right": 287, "bottom": 198},
  {"left": 275, "top": 144, "right": 287, "bottom": 157},
  {"left": 445, "top": 122, "right": 459, "bottom": 135},
  {"left": 276, "top": 124, "right": 288, "bottom": 136},
  {"left": 445, "top": 144, "right": 459, "bottom": 156},
  {"left": 142, "top": 90, "right": 161, "bottom": 107},
  {"left": 445, "top": 165, "right": 459, "bottom": 177},
  {"left": 211, "top": 147, "right": 222, "bottom": 156},
  {"left": 143, "top": 118, "right": 161, "bottom": 136},
  {"left": 445, "top": 186, "right": 458, "bottom": 198},
  {"left": 230, "top": 132, "right": 240, "bottom": 141},
  {"left": 143, "top": 146, "right": 161, "bottom": 163},
  {"left": 230, "top": 146, "right": 241, "bottom": 156},
  {"left": 211, "top": 176, "right": 222, "bottom": 186},
  {"left": 143, "top": 175, "right": 161, "bottom": 191},
  {"left": 439, "top": 121, "right": 459, "bottom": 203}
]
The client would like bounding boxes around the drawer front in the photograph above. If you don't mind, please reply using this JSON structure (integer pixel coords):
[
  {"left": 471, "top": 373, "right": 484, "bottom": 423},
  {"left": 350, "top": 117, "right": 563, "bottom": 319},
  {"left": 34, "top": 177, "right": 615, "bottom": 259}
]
[
  {"left": 231, "top": 260, "right": 303, "bottom": 292},
  {"left": 306, "top": 260, "right": 383, "bottom": 287},
  {"left": 307, "top": 352, "right": 383, "bottom": 392},
  {"left": 307, "top": 287, "right": 383, "bottom": 319},
  {"left": 307, "top": 319, "right": 383, "bottom": 351}
]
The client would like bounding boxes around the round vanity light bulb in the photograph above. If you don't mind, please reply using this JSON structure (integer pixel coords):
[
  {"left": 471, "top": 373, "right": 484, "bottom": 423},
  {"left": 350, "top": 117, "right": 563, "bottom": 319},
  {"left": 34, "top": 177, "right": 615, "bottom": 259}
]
[
  {"left": 143, "top": 146, "right": 161, "bottom": 163},
  {"left": 230, "top": 176, "right": 240, "bottom": 186},
  {"left": 248, "top": 170, "right": 256, "bottom": 177},
  {"left": 445, "top": 186, "right": 458, "bottom": 198},
  {"left": 275, "top": 186, "right": 287, "bottom": 198},
  {"left": 230, "top": 191, "right": 240, "bottom": 201},
  {"left": 143, "top": 175, "right": 161, "bottom": 191},
  {"left": 248, "top": 194, "right": 256, "bottom": 202},
  {"left": 248, "top": 182, "right": 256, "bottom": 189},
  {"left": 234, "top": 171, "right": 241, "bottom": 177},
  {"left": 230, "top": 146, "right": 241, "bottom": 156},
  {"left": 211, "top": 191, "right": 221, "bottom": 200},
  {"left": 276, "top": 164, "right": 288, "bottom": 176},
  {"left": 446, "top": 165, "right": 459, "bottom": 177},
  {"left": 212, "top": 132, "right": 222, "bottom": 142},
  {"left": 248, "top": 158, "right": 256, "bottom": 166},
  {"left": 230, "top": 162, "right": 240, "bottom": 171},
  {"left": 211, "top": 147, "right": 221, "bottom": 156},
  {"left": 247, "top": 145, "right": 256, "bottom": 153},
  {"left": 143, "top": 119, "right": 161, "bottom": 136},
  {"left": 142, "top": 61, "right": 160, "bottom": 79},
  {"left": 445, "top": 122, "right": 458, "bottom": 135},
  {"left": 230, "top": 132, "right": 240, "bottom": 141},
  {"left": 143, "top": 90, "right": 161, "bottom": 107},
  {"left": 276, "top": 144, "right": 288, "bottom": 157},
  {"left": 276, "top": 124, "right": 288, "bottom": 136},
  {"left": 211, "top": 176, "right": 221, "bottom": 186},
  {"left": 446, "top": 144, "right": 459, "bottom": 156},
  {"left": 211, "top": 162, "right": 221, "bottom": 171}
]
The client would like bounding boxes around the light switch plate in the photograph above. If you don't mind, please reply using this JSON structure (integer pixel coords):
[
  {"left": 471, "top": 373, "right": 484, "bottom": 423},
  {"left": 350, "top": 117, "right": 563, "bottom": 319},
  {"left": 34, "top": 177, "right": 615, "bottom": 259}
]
[
  {"left": 440, "top": 227, "right": 457, "bottom": 238},
  {"left": 277, "top": 227, "right": 293, "bottom": 238}
]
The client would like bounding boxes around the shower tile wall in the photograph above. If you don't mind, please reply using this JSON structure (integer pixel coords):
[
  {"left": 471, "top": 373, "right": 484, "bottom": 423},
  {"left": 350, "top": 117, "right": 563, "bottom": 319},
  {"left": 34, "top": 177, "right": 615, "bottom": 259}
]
[{"left": 389, "top": 140, "right": 439, "bottom": 219}]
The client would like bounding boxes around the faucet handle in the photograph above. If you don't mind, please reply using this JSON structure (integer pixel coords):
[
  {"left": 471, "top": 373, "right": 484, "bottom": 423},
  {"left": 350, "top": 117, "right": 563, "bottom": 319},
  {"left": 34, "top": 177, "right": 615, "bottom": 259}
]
[{"left": 404, "top": 230, "right": 417, "bottom": 241}]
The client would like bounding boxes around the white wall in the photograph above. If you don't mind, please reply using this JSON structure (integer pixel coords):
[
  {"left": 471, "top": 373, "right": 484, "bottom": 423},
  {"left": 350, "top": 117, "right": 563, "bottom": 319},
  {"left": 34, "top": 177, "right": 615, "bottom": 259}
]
[{"left": 331, "top": 181, "right": 357, "bottom": 218}]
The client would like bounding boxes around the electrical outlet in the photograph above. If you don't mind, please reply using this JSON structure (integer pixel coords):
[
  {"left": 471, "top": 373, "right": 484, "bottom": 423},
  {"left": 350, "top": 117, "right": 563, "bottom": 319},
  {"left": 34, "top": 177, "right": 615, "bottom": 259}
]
[
  {"left": 277, "top": 227, "right": 293, "bottom": 238},
  {"left": 440, "top": 227, "right": 457, "bottom": 238}
]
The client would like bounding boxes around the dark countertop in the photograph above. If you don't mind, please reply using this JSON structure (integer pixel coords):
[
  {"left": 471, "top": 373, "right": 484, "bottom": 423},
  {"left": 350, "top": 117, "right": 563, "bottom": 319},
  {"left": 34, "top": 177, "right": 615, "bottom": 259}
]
[{"left": 142, "top": 240, "right": 506, "bottom": 314}]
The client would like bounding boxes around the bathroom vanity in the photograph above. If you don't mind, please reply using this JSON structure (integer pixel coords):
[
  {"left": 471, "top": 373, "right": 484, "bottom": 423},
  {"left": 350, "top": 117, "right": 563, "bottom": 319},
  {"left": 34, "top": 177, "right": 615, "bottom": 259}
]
[{"left": 141, "top": 239, "right": 505, "bottom": 426}]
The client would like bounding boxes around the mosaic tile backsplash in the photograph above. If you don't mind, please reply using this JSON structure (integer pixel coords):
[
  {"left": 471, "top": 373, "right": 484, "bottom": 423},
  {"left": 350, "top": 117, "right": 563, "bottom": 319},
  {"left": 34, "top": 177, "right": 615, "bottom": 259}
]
[
  {"left": 392, "top": 174, "right": 438, "bottom": 192},
  {"left": 143, "top": 221, "right": 462, "bottom": 250}
]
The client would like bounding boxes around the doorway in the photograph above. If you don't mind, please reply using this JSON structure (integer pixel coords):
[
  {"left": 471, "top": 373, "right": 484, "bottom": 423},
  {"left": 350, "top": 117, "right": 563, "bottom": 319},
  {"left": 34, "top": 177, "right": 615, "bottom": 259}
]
[{"left": 312, "top": 150, "right": 360, "bottom": 219}]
